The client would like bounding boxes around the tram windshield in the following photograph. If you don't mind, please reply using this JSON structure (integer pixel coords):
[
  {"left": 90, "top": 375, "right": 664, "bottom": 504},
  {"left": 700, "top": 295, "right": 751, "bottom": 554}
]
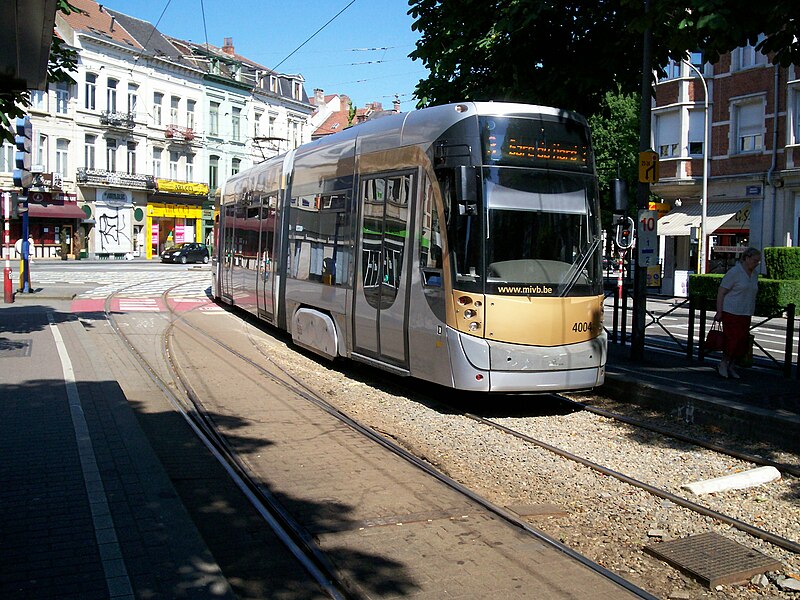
[{"left": 482, "top": 167, "right": 602, "bottom": 296}]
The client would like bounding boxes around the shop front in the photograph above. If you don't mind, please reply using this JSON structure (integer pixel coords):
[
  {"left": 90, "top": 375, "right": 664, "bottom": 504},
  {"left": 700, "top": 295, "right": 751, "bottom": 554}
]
[
  {"left": 146, "top": 179, "right": 209, "bottom": 260},
  {"left": 7, "top": 192, "right": 88, "bottom": 259},
  {"left": 657, "top": 201, "right": 750, "bottom": 295}
]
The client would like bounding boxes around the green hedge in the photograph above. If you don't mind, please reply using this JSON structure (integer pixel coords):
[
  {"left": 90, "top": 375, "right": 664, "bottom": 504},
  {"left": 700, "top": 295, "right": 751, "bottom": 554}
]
[
  {"left": 763, "top": 246, "right": 800, "bottom": 280},
  {"left": 688, "top": 274, "right": 800, "bottom": 313}
]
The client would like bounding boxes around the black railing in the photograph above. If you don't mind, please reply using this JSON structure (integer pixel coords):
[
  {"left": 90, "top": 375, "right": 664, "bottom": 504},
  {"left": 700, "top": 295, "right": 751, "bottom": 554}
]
[{"left": 100, "top": 110, "right": 135, "bottom": 128}]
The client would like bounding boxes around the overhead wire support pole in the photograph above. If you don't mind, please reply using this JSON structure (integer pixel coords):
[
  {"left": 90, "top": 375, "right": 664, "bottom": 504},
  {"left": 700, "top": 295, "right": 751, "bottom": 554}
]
[{"left": 632, "top": 0, "right": 652, "bottom": 360}]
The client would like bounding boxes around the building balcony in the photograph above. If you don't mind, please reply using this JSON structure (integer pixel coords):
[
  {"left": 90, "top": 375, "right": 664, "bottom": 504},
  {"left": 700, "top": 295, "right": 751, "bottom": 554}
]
[
  {"left": 100, "top": 110, "right": 135, "bottom": 129},
  {"left": 76, "top": 168, "right": 155, "bottom": 190},
  {"left": 165, "top": 125, "right": 195, "bottom": 141}
]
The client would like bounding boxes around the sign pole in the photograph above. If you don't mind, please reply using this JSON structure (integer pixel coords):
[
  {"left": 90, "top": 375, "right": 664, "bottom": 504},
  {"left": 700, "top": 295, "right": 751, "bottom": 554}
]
[
  {"left": 3, "top": 192, "right": 13, "bottom": 303},
  {"left": 20, "top": 191, "right": 30, "bottom": 293}
]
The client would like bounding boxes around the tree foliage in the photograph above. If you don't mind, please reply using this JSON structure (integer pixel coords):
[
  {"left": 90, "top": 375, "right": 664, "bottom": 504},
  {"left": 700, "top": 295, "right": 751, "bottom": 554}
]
[
  {"left": 408, "top": 0, "right": 800, "bottom": 116},
  {"left": 588, "top": 87, "right": 640, "bottom": 224},
  {"left": 0, "top": 0, "right": 81, "bottom": 145}
]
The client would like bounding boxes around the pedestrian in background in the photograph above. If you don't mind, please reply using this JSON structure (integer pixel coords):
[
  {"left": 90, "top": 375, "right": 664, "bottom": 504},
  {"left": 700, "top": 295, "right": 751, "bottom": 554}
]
[{"left": 714, "top": 246, "right": 761, "bottom": 379}]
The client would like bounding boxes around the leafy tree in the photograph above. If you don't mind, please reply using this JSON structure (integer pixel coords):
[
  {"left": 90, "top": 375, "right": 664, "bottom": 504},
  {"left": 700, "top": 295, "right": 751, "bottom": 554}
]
[
  {"left": 589, "top": 87, "right": 640, "bottom": 226},
  {"left": 408, "top": 0, "right": 800, "bottom": 115},
  {"left": 0, "top": 0, "right": 81, "bottom": 144}
]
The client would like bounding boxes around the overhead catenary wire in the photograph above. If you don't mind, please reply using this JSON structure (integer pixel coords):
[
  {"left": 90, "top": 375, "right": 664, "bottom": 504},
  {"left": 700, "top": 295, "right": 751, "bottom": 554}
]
[{"left": 270, "top": 0, "right": 357, "bottom": 73}]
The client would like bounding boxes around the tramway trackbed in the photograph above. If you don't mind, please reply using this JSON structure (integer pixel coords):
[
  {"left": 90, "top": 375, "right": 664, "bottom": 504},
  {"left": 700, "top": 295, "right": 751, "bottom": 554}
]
[{"left": 156, "top": 299, "right": 657, "bottom": 599}]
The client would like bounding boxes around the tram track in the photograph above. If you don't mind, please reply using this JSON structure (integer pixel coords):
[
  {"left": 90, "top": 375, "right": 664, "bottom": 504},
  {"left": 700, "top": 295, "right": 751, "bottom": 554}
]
[
  {"left": 166, "top": 301, "right": 658, "bottom": 599},
  {"left": 217, "top": 322, "right": 798, "bottom": 598},
  {"left": 100, "top": 279, "right": 349, "bottom": 600},
  {"left": 95, "top": 277, "right": 798, "bottom": 597},
  {"left": 459, "top": 408, "right": 800, "bottom": 555}
]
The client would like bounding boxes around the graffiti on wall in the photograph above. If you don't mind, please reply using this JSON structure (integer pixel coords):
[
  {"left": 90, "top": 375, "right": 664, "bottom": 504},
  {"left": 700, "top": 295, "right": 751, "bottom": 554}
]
[{"left": 96, "top": 204, "right": 133, "bottom": 253}]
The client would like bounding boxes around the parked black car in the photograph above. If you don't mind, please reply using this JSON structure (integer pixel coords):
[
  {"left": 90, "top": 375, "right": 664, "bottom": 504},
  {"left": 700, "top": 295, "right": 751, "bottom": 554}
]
[{"left": 160, "top": 242, "right": 209, "bottom": 264}]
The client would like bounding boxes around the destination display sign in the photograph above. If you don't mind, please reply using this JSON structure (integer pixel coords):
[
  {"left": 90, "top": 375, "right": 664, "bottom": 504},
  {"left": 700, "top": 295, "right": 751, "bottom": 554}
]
[{"left": 480, "top": 116, "right": 591, "bottom": 171}]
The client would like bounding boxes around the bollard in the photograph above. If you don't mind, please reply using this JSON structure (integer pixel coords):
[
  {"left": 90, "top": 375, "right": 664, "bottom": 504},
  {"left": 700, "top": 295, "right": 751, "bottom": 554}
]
[{"left": 3, "top": 266, "right": 13, "bottom": 303}]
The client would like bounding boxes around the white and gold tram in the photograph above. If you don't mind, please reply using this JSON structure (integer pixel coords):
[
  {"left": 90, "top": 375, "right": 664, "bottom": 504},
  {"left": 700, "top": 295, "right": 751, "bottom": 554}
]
[{"left": 213, "top": 102, "right": 606, "bottom": 392}]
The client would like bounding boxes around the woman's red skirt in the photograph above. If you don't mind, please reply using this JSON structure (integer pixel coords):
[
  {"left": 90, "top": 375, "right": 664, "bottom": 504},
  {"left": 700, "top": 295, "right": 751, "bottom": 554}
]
[{"left": 721, "top": 312, "right": 751, "bottom": 359}]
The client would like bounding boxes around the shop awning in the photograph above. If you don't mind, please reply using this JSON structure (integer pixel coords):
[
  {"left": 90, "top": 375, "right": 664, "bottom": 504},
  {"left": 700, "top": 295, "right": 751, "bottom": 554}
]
[
  {"left": 657, "top": 201, "right": 749, "bottom": 236},
  {"left": 27, "top": 202, "right": 87, "bottom": 220}
]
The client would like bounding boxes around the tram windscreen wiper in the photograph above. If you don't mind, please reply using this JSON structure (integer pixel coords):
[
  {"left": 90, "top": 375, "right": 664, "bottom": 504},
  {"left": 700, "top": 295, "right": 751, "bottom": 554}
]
[{"left": 558, "top": 235, "right": 600, "bottom": 297}]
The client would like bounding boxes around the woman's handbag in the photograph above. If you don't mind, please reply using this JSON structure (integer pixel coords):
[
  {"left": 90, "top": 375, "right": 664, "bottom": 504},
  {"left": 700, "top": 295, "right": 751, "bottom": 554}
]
[{"left": 705, "top": 321, "right": 725, "bottom": 352}]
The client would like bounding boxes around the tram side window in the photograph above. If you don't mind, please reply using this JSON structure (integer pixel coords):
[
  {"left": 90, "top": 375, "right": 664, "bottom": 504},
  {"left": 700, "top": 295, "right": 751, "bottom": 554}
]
[
  {"left": 242, "top": 204, "right": 260, "bottom": 271},
  {"left": 288, "top": 190, "right": 350, "bottom": 284},
  {"left": 360, "top": 173, "right": 413, "bottom": 310},
  {"left": 419, "top": 178, "right": 446, "bottom": 320}
]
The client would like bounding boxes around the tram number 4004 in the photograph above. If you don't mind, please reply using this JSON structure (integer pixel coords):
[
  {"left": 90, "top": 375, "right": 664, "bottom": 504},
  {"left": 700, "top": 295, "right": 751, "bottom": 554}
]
[{"left": 572, "top": 321, "right": 594, "bottom": 333}]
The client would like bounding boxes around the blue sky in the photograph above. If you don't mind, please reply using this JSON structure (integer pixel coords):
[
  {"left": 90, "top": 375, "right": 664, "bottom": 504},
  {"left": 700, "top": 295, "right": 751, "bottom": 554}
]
[{"left": 111, "top": 0, "right": 429, "bottom": 110}]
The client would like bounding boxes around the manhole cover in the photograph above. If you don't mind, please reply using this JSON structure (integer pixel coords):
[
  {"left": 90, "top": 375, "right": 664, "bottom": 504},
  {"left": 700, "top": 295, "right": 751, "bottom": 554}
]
[
  {"left": 0, "top": 338, "right": 32, "bottom": 357},
  {"left": 645, "top": 532, "right": 782, "bottom": 587}
]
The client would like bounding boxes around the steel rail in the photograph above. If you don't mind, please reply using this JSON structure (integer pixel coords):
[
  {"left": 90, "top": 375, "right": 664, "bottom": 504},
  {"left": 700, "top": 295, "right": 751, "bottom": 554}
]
[{"left": 464, "top": 412, "right": 800, "bottom": 555}]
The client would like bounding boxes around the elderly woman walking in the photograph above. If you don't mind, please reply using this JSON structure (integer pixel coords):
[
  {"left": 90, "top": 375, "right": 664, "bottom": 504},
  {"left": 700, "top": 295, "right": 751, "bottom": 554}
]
[{"left": 713, "top": 247, "right": 761, "bottom": 379}]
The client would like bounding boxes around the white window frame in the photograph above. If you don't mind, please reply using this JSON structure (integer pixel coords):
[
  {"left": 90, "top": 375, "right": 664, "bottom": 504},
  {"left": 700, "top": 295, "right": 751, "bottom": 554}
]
[
  {"left": 153, "top": 92, "right": 163, "bottom": 126},
  {"left": 128, "top": 84, "right": 138, "bottom": 116},
  {"left": 736, "top": 35, "right": 768, "bottom": 70},
  {"left": 169, "top": 151, "right": 179, "bottom": 179},
  {"left": 152, "top": 148, "right": 162, "bottom": 177},
  {"left": 55, "top": 82, "right": 69, "bottom": 114},
  {"left": 186, "top": 153, "right": 194, "bottom": 182},
  {"left": 232, "top": 107, "right": 241, "bottom": 141},
  {"left": 209, "top": 102, "right": 220, "bottom": 136},
  {"left": 106, "top": 138, "right": 117, "bottom": 171},
  {"left": 170, "top": 96, "right": 180, "bottom": 125},
  {"left": 107, "top": 78, "right": 118, "bottom": 113},
  {"left": 84, "top": 135, "right": 96, "bottom": 169},
  {"left": 732, "top": 98, "right": 765, "bottom": 154},
  {"left": 85, "top": 73, "right": 97, "bottom": 110},
  {"left": 127, "top": 141, "right": 136, "bottom": 174},
  {"left": 55, "top": 139, "right": 69, "bottom": 175},
  {"left": 186, "top": 100, "right": 196, "bottom": 130},
  {"left": 1, "top": 142, "right": 14, "bottom": 172}
]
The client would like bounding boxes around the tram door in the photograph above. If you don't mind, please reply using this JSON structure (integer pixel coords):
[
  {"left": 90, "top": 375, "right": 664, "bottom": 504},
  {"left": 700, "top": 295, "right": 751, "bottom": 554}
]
[
  {"left": 257, "top": 193, "right": 277, "bottom": 320},
  {"left": 353, "top": 173, "right": 414, "bottom": 366},
  {"left": 221, "top": 204, "right": 236, "bottom": 299}
]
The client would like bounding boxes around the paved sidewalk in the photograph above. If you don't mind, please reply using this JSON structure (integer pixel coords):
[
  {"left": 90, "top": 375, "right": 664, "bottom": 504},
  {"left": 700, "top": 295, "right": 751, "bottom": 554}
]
[{"left": 0, "top": 303, "right": 234, "bottom": 599}]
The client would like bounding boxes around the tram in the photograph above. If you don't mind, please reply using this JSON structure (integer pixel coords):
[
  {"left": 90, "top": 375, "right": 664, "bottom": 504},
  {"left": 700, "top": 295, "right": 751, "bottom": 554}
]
[{"left": 212, "top": 102, "right": 606, "bottom": 392}]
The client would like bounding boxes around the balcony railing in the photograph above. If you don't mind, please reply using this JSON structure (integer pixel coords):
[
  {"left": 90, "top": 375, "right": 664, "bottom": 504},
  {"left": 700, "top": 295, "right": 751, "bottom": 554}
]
[
  {"left": 76, "top": 168, "right": 154, "bottom": 190},
  {"left": 100, "top": 111, "right": 135, "bottom": 129},
  {"left": 165, "top": 125, "right": 195, "bottom": 141}
]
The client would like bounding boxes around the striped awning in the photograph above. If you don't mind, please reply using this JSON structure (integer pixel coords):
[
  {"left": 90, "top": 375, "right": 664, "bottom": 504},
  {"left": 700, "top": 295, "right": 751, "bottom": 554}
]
[{"left": 657, "top": 202, "right": 750, "bottom": 236}]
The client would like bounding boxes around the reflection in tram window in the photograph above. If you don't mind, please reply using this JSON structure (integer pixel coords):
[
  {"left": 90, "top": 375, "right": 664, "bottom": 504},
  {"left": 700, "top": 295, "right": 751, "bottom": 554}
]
[
  {"left": 360, "top": 173, "right": 413, "bottom": 310},
  {"left": 287, "top": 188, "right": 351, "bottom": 284}
]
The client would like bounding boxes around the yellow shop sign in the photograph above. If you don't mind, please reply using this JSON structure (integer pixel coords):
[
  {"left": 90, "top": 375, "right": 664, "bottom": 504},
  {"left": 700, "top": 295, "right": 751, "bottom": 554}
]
[{"left": 157, "top": 179, "right": 209, "bottom": 196}]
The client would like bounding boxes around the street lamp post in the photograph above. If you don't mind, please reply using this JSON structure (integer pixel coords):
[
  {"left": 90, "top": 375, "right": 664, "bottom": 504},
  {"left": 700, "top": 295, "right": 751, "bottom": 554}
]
[{"left": 684, "top": 59, "right": 709, "bottom": 274}]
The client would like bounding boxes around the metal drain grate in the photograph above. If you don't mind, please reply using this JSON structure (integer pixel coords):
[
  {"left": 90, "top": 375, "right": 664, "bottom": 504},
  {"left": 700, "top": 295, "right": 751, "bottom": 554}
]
[
  {"left": 645, "top": 532, "right": 782, "bottom": 587},
  {"left": 0, "top": 338, "right": 32, "bottom": 357}
]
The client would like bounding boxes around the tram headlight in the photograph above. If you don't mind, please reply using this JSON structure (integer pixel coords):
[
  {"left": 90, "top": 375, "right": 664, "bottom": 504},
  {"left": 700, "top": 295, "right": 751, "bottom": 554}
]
[
  {"left": 457, "top": 295, "right": 472, "bottom": 306},
  {"left": 463, "top": 309, "right": 477, "bottom": 319},
  {"left": 468, "top": 321, "right": 480, "bottom": 331}
]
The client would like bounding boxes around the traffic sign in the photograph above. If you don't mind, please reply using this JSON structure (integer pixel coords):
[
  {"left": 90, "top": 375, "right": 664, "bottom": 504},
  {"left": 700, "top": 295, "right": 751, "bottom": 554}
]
[
  {"left": 638, "top": 150, "right": 659, "bottom": 183},
  {"left": 637, "top": 209, "right": 658, "bottom": 267}
]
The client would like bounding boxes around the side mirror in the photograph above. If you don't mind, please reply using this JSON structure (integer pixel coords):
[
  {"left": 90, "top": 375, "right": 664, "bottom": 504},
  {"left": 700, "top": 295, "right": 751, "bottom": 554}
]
[{"left": 455, "top": 166, "right": 478, "bottom": 215}]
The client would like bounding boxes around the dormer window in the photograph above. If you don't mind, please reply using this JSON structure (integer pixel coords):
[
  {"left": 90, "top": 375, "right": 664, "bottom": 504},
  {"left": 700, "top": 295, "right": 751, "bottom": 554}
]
[
  {"left": 269, "top": 75, "right": 278, "bottom": 93},
  {"left": 292, "top": 80, "right": 302, "bottom": 100}
]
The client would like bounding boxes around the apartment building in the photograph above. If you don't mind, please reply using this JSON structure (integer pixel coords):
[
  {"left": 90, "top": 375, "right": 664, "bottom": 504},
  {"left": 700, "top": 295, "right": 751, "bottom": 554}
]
[
  {"left": 652, "top": 42, "right": 799, "bottom": 294},
  {"left": 0, "top": 0, "right": 313, "bottom": 260}
]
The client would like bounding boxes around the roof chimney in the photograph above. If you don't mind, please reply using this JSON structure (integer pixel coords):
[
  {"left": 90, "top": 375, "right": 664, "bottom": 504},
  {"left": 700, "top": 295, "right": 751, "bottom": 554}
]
[
  {"left": 314, "top": 88, "right": 324, "bottom": 105},
  {"left": 110, "top": 16, "right": 116, "bottom": 31},
  {"left": 392, "top": 95, "right": 400, "bottom": 112},
  {"left": 222, "top": 37, "right": 235, "bottom": 55}
]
